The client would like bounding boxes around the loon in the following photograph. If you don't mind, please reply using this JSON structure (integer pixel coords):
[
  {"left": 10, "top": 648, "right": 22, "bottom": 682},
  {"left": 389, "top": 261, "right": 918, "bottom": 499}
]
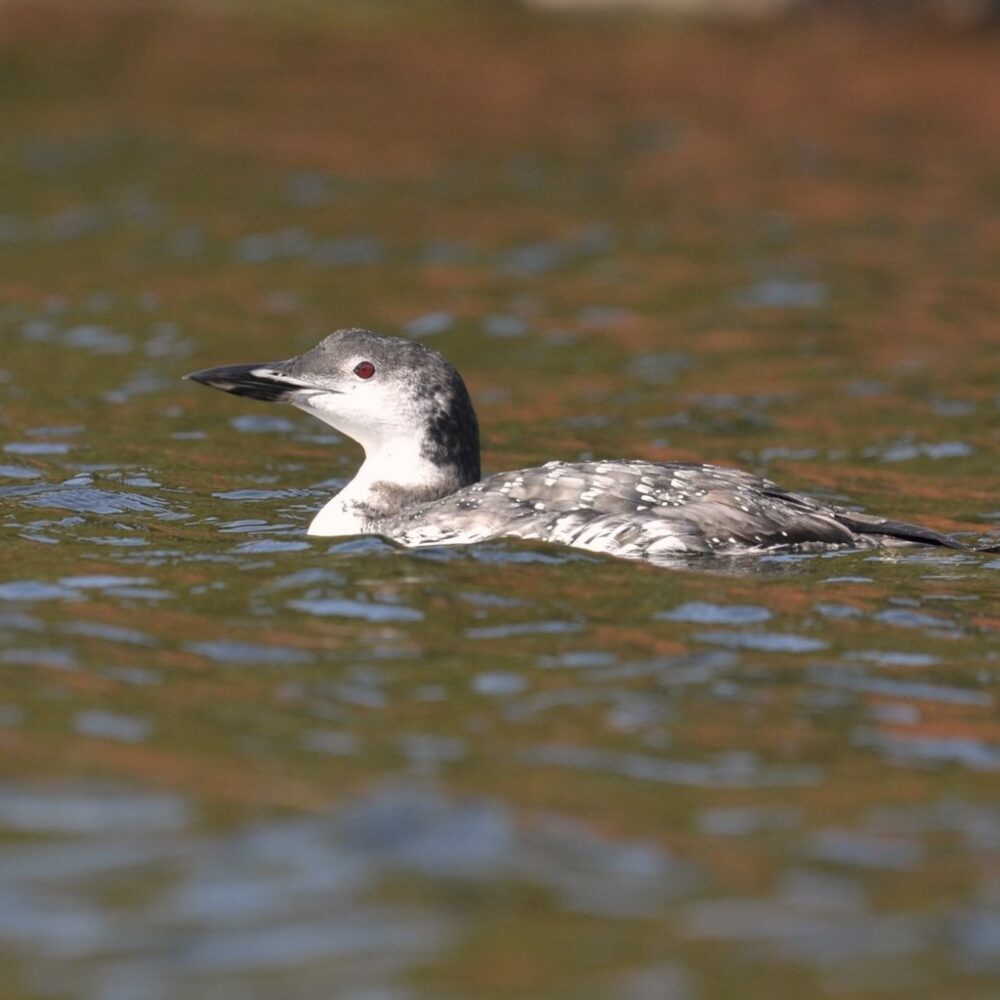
[{"left": 185, "top": 327, "right": 966, "bottom": 563}]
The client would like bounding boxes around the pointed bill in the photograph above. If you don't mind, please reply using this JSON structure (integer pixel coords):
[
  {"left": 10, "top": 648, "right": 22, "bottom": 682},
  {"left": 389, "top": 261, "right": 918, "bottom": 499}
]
[{"left": 184, "top": 363, "right": 324, "bottom": 403}]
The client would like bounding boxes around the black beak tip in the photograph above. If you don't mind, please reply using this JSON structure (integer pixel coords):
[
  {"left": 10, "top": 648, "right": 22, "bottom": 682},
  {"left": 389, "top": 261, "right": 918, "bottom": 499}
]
[{"left": 183, "top": 369, "right": 226, "bottom": 391}]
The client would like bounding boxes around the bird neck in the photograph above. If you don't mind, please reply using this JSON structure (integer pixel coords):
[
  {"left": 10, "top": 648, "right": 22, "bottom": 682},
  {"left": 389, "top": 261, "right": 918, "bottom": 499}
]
[{"left": 307, "top": 434, "right": 478, "bottom": 537}]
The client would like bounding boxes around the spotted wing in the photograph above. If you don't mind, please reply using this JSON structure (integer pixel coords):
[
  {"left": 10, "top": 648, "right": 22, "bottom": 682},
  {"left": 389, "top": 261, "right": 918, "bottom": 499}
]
[{"left": 382, "top": 460, "right": 860, "bottom": 558}]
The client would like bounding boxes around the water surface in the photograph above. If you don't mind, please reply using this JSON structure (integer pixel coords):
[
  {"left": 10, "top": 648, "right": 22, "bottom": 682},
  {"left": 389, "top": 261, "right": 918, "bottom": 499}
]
[{"left": 1, "top": 6, "right": 999, "bottom": 998}]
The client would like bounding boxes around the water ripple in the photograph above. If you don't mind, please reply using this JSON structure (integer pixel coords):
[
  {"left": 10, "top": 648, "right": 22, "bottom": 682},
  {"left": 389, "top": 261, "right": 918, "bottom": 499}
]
[{"left": 525, "top": 745, "right": 823, "bottom": 788}]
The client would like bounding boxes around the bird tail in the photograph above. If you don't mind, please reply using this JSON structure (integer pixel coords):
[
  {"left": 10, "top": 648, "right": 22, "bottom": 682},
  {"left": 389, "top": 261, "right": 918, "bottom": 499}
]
[{"left": 833, "top": 511, "right": 969, "bottom": 550}]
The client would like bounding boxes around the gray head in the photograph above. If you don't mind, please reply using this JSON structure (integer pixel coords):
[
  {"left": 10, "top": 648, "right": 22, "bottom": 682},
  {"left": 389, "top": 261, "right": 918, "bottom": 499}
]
[{"left": 186, "top": 328, "right": 481, "bottom": 485}]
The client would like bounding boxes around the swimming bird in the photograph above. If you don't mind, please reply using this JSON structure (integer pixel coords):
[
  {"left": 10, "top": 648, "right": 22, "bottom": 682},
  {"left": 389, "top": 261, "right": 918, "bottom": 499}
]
[{"left": 185, "top": 328, "right": 965, "bottom": 563}]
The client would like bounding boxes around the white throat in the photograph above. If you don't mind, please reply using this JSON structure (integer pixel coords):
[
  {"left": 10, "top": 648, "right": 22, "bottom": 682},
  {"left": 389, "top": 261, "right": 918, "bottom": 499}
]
[
  {"left": 291, "top": 380, "right": 477, "bottom": 538},
  {"left": 306, "top": 437, "right": 458, "bottom": 537}
]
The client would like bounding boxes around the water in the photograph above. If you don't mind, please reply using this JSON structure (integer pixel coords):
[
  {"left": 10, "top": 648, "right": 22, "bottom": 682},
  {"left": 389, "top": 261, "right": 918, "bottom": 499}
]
[{"left": 1, "top": 6, "right": 999, "bottom": 999}]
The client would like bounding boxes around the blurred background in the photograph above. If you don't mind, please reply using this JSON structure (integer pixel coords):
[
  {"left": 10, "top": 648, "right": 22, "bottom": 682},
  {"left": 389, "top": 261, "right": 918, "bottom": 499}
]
[{"left": 1, "top": 2, "right": 1000, "bottom": 998}]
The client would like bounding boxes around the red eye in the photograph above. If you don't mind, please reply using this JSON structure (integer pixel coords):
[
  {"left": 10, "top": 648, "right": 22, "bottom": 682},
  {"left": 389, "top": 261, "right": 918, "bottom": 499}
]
[{"left": 353, "top": 361, "right": 376, "bottom": 380}]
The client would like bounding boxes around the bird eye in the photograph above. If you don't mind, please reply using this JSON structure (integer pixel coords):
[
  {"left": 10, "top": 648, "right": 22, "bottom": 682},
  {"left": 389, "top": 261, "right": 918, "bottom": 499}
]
[{"left": 353, "top": 361, "right": 376, "bottom": 380}]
